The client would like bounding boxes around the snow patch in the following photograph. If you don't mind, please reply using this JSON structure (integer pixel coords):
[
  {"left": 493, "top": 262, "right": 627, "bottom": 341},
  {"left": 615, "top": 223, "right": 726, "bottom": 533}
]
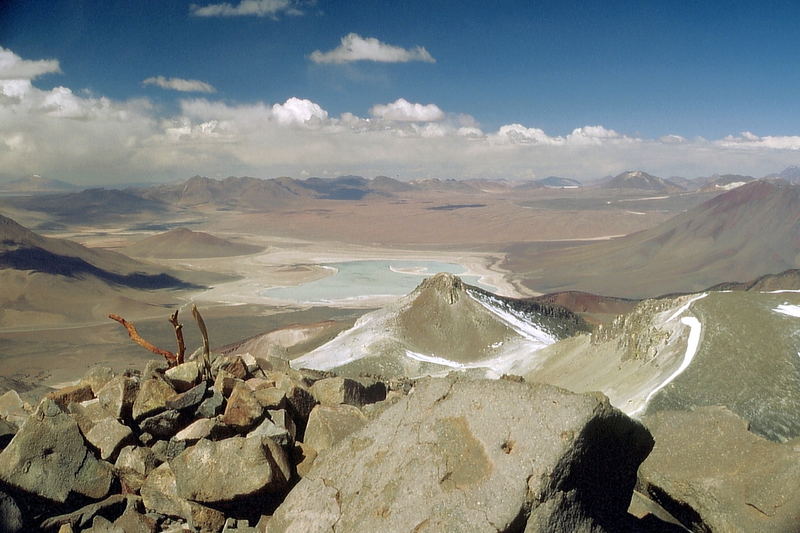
[
  {"left": 665, "top": 293, "right": 708, "bottom": 322},
  {"left": 763, "top": 289, "right": 800, "bottom": 294},
  {"left": 468, "top": 291, "right": 556, "bottom": 344},
  {"left": 630, "top": 316, "right": 703, "bottom": 417},
  {"left": 773, "top": 304, "right": 800, "bottom": 318}
]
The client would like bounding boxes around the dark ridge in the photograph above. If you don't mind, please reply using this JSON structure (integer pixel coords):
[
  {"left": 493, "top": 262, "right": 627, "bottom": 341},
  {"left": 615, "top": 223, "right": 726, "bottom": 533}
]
[
  {"left": 0, "top": 247, "right": 199, "bottom": 290},
  {"left": 706, "top": 268, "right": 800, "bottom": 292},
  {"left": 467, "top": 285, "right": 593, "bottom": 337},
  {"left": 427, "top": 204, "right": 487, "bottom": 211}
]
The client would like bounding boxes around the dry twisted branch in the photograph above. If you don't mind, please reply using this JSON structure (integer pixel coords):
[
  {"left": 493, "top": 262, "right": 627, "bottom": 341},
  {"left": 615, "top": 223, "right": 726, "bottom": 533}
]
[{"left": 108, "top": 313, "right": 178, "bottom": 366}]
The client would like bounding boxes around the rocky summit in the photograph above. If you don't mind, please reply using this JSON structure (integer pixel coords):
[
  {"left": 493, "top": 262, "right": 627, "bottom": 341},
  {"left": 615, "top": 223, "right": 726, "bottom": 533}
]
[{"left": 0, "top": 349, "right": 709, "bottom": 532}]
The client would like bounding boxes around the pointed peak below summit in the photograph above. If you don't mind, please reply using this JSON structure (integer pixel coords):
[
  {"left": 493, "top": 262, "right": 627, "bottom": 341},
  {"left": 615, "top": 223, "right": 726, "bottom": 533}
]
[{"left": 413, "top": 272, "right": 466, "bottom": 304}]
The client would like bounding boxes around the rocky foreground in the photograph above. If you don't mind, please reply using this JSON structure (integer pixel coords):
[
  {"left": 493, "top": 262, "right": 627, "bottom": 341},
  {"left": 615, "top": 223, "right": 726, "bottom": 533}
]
[{"left": 0, "top": 352, "right": 795, "bottom": 532}]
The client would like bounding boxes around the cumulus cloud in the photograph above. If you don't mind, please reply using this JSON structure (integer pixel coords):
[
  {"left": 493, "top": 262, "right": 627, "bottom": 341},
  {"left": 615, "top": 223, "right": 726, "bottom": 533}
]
[
  {"left": 271, "top": 97, "right": 328, "bottom": 125},
  {"left": 0, "top": 47, "right": 60, "bottom": 80},
  {"left": 310, "top": 33, "right": 435, "bottom": 64},
  {"left": 4, "top": 46, "right": 800, "bottom": 185},
  {"left": 143, "top": 76, "right": 216, "bottom": 93},
  {"left": 370, "top": 98, "right": 444, "bottom": 122},
  {"left": 190, "top": 0, "right": 302, "bottom": 18}
]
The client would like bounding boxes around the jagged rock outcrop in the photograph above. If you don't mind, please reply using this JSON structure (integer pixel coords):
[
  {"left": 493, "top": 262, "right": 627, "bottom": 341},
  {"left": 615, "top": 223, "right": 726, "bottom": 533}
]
[
  {"left": 267, "top": 375, "right": 654, "bottom": 532},
  {"left": 638, "top": 407, "right": 800, "bottom": 532}
]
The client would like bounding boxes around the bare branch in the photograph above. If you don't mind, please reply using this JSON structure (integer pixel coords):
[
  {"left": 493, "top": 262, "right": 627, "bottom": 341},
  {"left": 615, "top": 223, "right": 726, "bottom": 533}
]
[
  {"left": 168, "top": 310, "right": 186, "bottom": 365},
  {"left": 109, "top": 313, "right": 177, "bottom": 366},
  {"left": 191, "top": 304, "right": 212, "bottom": 379}
]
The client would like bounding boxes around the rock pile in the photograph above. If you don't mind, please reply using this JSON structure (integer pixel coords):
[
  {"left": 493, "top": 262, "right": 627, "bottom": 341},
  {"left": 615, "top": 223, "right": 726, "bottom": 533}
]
[
  {"left": 0, "top": 353, "right": 702, "bottom": 532},
  {"left": 0, "top": 354, "right": 388, "bottom": 532}
]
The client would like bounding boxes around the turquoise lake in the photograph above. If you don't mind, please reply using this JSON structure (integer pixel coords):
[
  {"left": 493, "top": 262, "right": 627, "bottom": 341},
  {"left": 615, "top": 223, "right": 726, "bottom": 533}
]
[{"left": 262, "top": 260, "right": 493, "bottom": 303}]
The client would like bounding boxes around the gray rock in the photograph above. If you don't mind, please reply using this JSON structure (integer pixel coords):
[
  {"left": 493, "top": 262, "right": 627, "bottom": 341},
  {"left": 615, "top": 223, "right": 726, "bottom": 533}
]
[
  {"left": 165, "top": 382, "right": 207, "bottom": 411},
  {"left": 253, "top": 387, "right": 286, "bottom": 410},
  {"left": 303, "top": 404, "right": 366, "bottom": 454},
  {"left": 132, "top": 379, "right": 176, "bottom": 422},
  {"left": 164, "top": 362, "right": 201, "bottom": 393},
  {"left": 0, "top": 398, "right": 113, "bottom": 502},
  {"left": 142, "top": 360, "right": 168, "bottom": 381},
  {"left": 39, "top": 494, "right": 131, "bottom": 531},
  {"left": 267, "top": 409, "right": 296, "bottom": 442},
  {"left": 309, "top": 377, "right": 371, "bottom": 407},
  {"left": 195, "top": 389, "right": 225, "bottom": 418},
  {"left": 0, "top": 489, "right": 23, "bottom": 533},
  {"left": 267, "top": 376, "right": 653, "bottom": 533},
  {"left": 85, "top": 417, "right": 134, "bottom": 461},
  {"left": 151, "top": 439, "right": 187, "bottom": 464},
  {"left": 174, "top": 417, "right": 222, "bottom": 443},
  {"left": 0, "top": 390, "right": 29, "bottom": 427},
  {"left": 115, "top": 445, "right": 158, "bottom": 491},
  {"left": 638, "top": 407, "right": 800, "bottom": 533},
  {"left": 46, "top": 383, "right": 94, "bottom": 410},
  {"left": 139, "top": 409, "right": 185, "bottom": 439},
  {"left": 81, "top": 366, "right": 117, "bottom": 396},
  {"left": 69, "top": 398, "right": 114, "bottom": 435},
  {"left": 222, "top": 382, "right": 264, "bottom": 429},
  {"left": 172, "top": 436, "right": 291, "bottom": 503},
  {"left": 247, "top": 417, "right": 291, "bottom": 447},
  {"left": 97, "top": 376, "right": 139, "bottom": 421}
]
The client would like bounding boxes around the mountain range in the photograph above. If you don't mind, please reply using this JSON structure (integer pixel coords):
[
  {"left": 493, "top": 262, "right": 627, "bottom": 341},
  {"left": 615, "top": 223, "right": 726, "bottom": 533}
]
[{"left": 507, "top": 179, "right": 800, "bottom": 298}]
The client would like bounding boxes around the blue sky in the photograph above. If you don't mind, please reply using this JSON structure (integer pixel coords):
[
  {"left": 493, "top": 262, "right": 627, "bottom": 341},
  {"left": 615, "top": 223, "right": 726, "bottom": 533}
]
[{"left": 1, "top": 0, "right": 800, "bottom": 184}]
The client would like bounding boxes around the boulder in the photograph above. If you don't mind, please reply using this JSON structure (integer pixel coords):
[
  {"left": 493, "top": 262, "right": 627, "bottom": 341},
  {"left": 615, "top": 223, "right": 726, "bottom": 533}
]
[
  {"left": 141, "top": 463, "right": 225, "bottom": 531},
  {"left": 132, "top": 379, "right": 177, "bottom": 422},
  {"left": 195, "top": 389, "right": 225, "bottom": 419},
  {"left": 115, "top": 445, "right": 158, "bottom": 491},
  {"left": 46, "top": 383, "right": 94, "bottom": 410},
  {"left": 222, "top": 382, "right": 264, "bottom": 429},
  {"left": 638, "top": 407, "right": 800, "bottom": 532},
  {"left": 309, "top": 377, "right": 370, "bottom": 407},
  {"left": 0, "top": 390, "right": 29, "bottom": 427},
  {"left": 151, "top": 439, "right": 187, "bottom": 464},
  {"left": 81, "top": 366, "right": 116, "bottom": 396},
  {"left": 139, "top": 409, "right": 185, "bottom": 439},
  {"left": 172, "top": 436, "right": 291, "bottom": 503},
  {"left": 165, "top": 382, "right": 207, "bottom": 411},
  {"left": 303, "top": 404, "right": 367, "bottom": 454},
  {"left": 266, "top": 409, "right": 296, "bottom": 442},
  {"left": 69, "top": 398, "right": 114, "bottom": 435},
  {"left": 174, "top": 417, "right": 226, "bottom": 443},
  {"left": 267, "top": 376, "right": 653, "bottom": 533},
  {"left": 164, "top": 362, "right": 201, "bottom": 393},
  {"left": 215, "top": 355, "right": 249, "bottom": 380},
  {"left": 247, "top": 417, "right": 292, "bottom": 448},
  {"left": 0, "top": 398, "right": 113, "bottom": 502},
  {"left": 85, "top": 417, "right": 134, "bottom": 461},
  {"left": 292, "top": 442, "right": 317, "bottom": 478},
  {"left": 213, "top": 372, "right": 241, "bottom": 397},
  {"left": 97, "top": 376, "right": 138, "bottom": 421},
  {"left": 253, "top": 387, "right": 286, "bottom": 411}
]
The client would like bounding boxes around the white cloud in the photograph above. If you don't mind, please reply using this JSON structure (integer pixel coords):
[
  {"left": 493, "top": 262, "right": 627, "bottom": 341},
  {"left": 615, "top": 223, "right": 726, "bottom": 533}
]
[
  {"left": 190, "top": 0, "right": 302, "bottom": 18},
  {"left": 717, "top": 131, "right": 800, "bottom": 150},
  {"left": 143, "top": 76, "right": 216, "bottom": 93},
  {"left": 4, "top": 46, "right": 800, "bottom": 185},
  {"left": 310, "top": 33, "right": 435, "bottom": 64},
  {"left": 370, "top": 98, "right": 444, "bottom": 122},
  {"left": 271, "top": 97, "right": 328, "bottom": 125},
  {"left": 0, "top": 47, "right": 60, "bottom": 80}
]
